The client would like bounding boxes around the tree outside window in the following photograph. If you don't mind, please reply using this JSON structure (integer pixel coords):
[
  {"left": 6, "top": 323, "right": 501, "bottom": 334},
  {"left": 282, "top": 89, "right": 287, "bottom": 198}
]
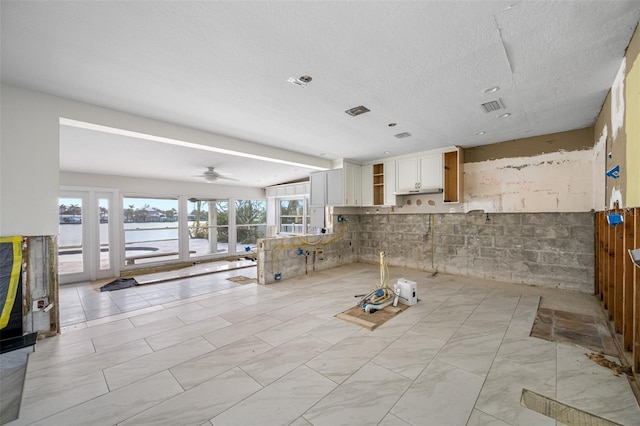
[
  {"left": 235, "top": 199, "right": 266, "bottom": 248},
  {"left": 280, "top": 199, "right": 304, "bottom": 234}
]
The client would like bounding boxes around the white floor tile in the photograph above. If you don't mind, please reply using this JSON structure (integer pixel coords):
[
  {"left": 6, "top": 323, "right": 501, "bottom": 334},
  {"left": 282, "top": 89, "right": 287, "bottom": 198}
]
[
  {"left": 30, "top": 264, "right": 637, "bottom": 426},
  {"left": 211, "top": 365, "right": 336, "bottom": 426},
  {"left": 170, "top": 336, "right": 273, "bottom": 389},
  {"left": 391, "top": 359, "right": 484, "bottom": 426},
  {"left": 240, "top": 333, "right": 330, "bottom": 386},
  {"left": 120, "top": 367, "right": 262, "bottom": 425},
  {"left": 303, "top": 362, "right": 411, "bottom": 426},
  {"left": 104, "top": 336, "right": 215, "bottom": 390},
  {"left": 29, "top": 371, "right": 183, "bottom": 426}
]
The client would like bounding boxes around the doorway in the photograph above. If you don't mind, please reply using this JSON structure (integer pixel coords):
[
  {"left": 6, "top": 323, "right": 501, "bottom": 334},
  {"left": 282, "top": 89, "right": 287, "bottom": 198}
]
[{"left": 58, "top": 189, "right": 118, "bottom": 284}]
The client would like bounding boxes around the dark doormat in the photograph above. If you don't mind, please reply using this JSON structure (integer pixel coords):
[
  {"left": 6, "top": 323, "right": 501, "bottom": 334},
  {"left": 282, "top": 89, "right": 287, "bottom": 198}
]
[
  {"left": 226, "top": 276, "right": 256, "bottom": 284},
  {"left": 100, "top": 278, "right": 139, "bottom": 292},
  {"left": 530, "top": 307, "right": 617, "bottom": 356}
]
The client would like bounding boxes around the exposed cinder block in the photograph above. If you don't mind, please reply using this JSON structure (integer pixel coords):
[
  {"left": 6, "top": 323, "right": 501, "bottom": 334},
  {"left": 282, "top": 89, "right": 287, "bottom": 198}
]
[
  {"left": 456, "top": 246, "right": 480, "bottom": 257},
  {"left": 454, "top": 224, "right": 479, "bottom": 235},
  {"left": 503, "top": 225, "right": 535, "bottom": 237},
  {"left": 521, "top": 213, "right": 551, "bottom": 225},
  {"left": 480, "top": 247, "right": 504, "bottom": 258},
  {"left": 533, "top": 226, "right": 571, "bottom": 238},
  {"left": 477, "top": 226, "right": 504, "bottom": 236},
  {"left": 494, "top": 236, "right": 524, "bottom": 249},
  {"left": 571, "top": 226, "right": 595, "bottom": 241},
  {"left": 258, "top": 211, "right": 594, "bottom": 293},
  {"left": 490, "top": 214, "right": 523, "bottom": 225},
  {"left": 436, "top": 235, "right": 466, "bottom": 245},
  {"left": 466, "top": 235, "right": 494, "bottom": 247}
]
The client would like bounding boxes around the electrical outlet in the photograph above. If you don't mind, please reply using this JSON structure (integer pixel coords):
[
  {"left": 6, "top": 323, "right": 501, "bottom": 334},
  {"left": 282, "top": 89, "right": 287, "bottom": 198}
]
[{"left": 32, "top": 299, "right": 46, "bottom": 311}]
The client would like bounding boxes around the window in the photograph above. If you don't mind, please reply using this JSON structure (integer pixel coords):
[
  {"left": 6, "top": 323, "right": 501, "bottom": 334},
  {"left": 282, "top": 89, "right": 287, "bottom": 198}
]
[
  {"left": 58, "top": 197, "right": 84, "bottom": 274},
  {"left": 123, "top": 197, "right": 179, "bottom": 265},
  {"left": 235, "top": 199, "right": 266, "bottom": 250},
  {"left": 279, "top": 198, "right": 304, "bottom": 234},
  {"left": 187, "top": 198, "right": 229, "bottom": 257},
  {"left": 277, "top": 196, "right": 312, "bottom": 235}
]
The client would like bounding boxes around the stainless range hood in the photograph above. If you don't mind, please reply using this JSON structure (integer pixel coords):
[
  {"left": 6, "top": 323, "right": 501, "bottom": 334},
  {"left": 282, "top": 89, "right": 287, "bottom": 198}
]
[{"left": 394, "top": 187, "right": 443, "bottom": 196}]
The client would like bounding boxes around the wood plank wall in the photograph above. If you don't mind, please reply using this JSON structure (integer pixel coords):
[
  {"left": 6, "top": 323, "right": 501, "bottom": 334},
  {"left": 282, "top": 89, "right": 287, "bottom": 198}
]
[{"left": 595, "top": 207, "right": 640, "bottom": 374}]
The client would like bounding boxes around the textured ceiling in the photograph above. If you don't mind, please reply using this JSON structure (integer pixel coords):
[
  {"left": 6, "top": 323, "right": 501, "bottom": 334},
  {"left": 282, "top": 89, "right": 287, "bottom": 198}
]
[{"left": 2, "top": 1, "right": 639, "bottom": 187}]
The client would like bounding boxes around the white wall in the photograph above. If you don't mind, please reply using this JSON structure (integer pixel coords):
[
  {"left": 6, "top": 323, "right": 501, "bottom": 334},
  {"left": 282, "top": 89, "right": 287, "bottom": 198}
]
[
  {"left": 60, "top": 172, "right": 265, "bottom": 200},
  {"left": 1, "top": 86, "right": 61, "bottom": 235},
  {"left": 1, "top": 84, "right": 325, "bottom": 236}
]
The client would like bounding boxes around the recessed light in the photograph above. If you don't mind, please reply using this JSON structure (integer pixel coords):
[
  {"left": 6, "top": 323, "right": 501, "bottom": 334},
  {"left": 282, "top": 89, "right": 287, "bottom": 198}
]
[
  {"left": 394, "top": 132, "right": 411, "bottom": 139},
  {"left": 475, "top": 131, "right": 486, "bottom": 136},
  {"left": 484, "top": 86, "right": 500, "bottom": 94},
  {"left": 388, "top": 123, "right": 397, "bottom": 127},
  {"left": 287, "top": 75, "right": 312, "bottom": 88},
  {"left": 498, "top": 112, "right": 511, "bottom": 118},
  {"left": 345, "top": 105, "right": 370, "bottom": 116},
  {"left": 384, "top": 151, "right": 391, "bottom": 154}
]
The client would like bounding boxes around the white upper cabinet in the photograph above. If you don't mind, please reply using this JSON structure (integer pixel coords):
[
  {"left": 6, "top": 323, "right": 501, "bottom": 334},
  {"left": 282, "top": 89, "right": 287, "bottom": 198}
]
[
  {"left": 326, "top": 168, "right": 344, "bottom": 206},
  {"left": 383, "top": 161, "right": 400, "bottom": 206},
  {"left": 310, "top": 162, "right": 362, "bottom": 207},
  {"left": 361, "top": 164, "right": 374, "bottom": 206},
  {"left": 395, "top": 154, "right": 443, "bottom": 193},
  {"left": 310, "top": 171, "right": 327, "bottom": 206},
  {"left": 343, "top": 162, "right": 361, "bottom": 206}
]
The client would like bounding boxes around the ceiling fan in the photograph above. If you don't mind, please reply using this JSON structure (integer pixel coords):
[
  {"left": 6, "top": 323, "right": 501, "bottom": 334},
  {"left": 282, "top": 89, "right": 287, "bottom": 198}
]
[{"left": 198, "top": 167, "right": 237, "bottom": 183}]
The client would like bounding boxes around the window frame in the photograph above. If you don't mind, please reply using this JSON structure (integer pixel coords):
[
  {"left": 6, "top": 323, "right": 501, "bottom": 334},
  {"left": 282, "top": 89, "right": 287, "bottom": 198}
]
[{"left": 276, "top": 195, "right": 311, "bottom": 236}]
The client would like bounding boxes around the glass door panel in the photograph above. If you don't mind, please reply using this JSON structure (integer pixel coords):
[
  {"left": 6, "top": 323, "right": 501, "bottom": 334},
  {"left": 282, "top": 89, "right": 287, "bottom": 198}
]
[
  {"left": 98, "top": 196, "right": 111, "bottom": 272},
  {"left": 59, "top": 190, "right": 117, "bottom": 284},
  {"left": 58, "top": 194, "right": 88, "bottom": 282},
  {"left": 188, "top": 199, "right": 229, "bottom": 258}
]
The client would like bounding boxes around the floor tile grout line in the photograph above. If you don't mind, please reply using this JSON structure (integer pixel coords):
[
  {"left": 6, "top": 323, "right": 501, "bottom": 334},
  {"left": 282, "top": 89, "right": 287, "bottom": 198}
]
[
  {"left": 465, "top": 293, "right": 526, "bottom": 426},
  {"left": 370, "top": 289, "right": 486, "bottom": 426}
]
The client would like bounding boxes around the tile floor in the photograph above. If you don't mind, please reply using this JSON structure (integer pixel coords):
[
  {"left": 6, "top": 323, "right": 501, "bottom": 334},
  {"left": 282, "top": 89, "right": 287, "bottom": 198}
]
[{"left": 7, "top": 264, "right": 640, "bottom": 425}]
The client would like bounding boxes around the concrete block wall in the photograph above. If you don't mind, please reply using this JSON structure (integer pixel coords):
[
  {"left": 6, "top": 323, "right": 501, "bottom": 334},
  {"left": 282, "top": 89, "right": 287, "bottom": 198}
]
[
  {"left": 257, "top": 215, "right": 359, "bottom": 284},
  {"left": 258, "top": 211, "right": 595, "bottom": 293},
  {"left": 358, "top": 211, "right": 595, "bottom": 293},
  {"left": 359, "top": 213, "right": 432, "bottom": 271}
]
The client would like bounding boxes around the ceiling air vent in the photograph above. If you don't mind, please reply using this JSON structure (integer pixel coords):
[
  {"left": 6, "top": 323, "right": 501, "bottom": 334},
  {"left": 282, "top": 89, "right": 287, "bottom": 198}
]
[
  {"left": 480, "top": 98, "right": 505, "bottom": 113},
  {"left": 345, "top": 105, "right": 370, "bottom": 116},
  {"left": 394, "top": 132, "right": 412, "bottom": 139}
]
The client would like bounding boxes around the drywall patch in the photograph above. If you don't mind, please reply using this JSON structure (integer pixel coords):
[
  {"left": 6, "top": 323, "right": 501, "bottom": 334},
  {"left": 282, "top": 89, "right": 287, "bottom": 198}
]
[
  {"left": 626, "top": 46, "right": 640, "bottom": 207},
  {"left": 464, "top": 149, "right": 593, "bottom": 213},
  {"left": 609, "top": 187, "right": 623, "bottom": 209},
  {"left": 593, "top": 125, "right": 607, "bottom": 211},
  {"left": 611, "top": 58, "right": 626, "bottom": 141}
]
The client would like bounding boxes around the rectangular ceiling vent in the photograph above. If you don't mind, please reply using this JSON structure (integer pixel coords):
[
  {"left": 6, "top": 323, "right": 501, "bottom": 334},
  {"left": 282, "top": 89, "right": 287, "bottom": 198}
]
[
  {"left": 394, "top": 132, "right": 412, "bottom": 139},
  {"left": 480, "top": 98, "right": 505, "bottom": 113},
  {"left": 345, "top": 105, "right": 370, "bottom": 116}
]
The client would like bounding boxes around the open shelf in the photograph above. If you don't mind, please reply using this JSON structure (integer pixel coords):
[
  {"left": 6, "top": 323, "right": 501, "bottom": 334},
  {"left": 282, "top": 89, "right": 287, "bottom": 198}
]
[{"left": 373, "top": 163, "right": 384, "bottom": 205}]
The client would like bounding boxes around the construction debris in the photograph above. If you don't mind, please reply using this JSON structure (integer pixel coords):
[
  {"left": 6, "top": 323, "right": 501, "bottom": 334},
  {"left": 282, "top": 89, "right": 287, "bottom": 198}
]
[{"left": 585, "top": 352, "right": 632, "bottom": 377}]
